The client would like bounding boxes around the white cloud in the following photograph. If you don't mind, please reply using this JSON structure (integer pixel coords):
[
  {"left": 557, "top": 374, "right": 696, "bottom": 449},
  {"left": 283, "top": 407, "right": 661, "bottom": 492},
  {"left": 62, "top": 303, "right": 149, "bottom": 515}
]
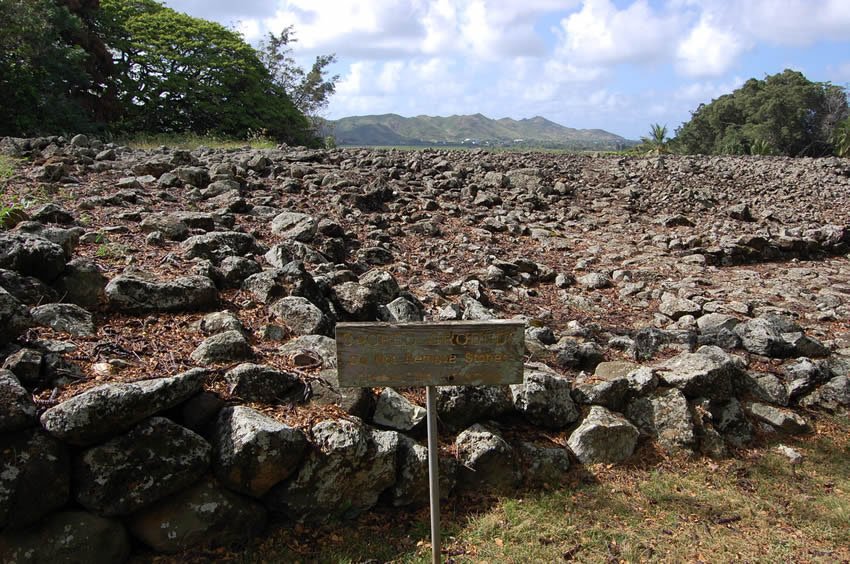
[
  {"left": 676, "top": 16, "right": 747, "bottom": 77},
  {"left": 556, "top": 0, "right": 682, "bottom": 66},
  {"left": 673, "top": 76, "right": 745, "bottom": 103},
  {"left": 160, "top": 0, "right": 850, "bottom": 139}
]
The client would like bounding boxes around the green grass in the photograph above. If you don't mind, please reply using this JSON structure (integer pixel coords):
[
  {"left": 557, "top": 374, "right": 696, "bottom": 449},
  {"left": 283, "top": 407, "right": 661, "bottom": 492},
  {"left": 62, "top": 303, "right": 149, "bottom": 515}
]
[
  {"left": 115, "top": 132, "right": 278, "bottom": 150},
  {"left": 0, "top": 155, "right": 25, "bottom": 229},
  {"left": 140, "top": 413, "right": 850, "bottom": 563},
  {"left": 0, "top": 155, "right": 16, "bottom": 181}
]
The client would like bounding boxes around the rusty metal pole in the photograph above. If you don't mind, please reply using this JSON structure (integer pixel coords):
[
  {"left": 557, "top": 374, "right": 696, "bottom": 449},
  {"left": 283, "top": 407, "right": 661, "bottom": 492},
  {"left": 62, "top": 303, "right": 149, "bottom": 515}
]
[{"left": 425, "top": 385, "right": 441, "bottom": 564}]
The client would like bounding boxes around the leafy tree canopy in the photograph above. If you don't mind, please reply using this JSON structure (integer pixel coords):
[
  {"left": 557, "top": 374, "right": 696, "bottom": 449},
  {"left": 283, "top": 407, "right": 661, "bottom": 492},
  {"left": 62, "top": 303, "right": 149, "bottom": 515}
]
[
  {"left": 674, "top": 69, "right": 849, "bottom": 157},
  {"left": 99, "top": 0, "right": 315, "bottom": 145},
  {"left": 0, "top": 0, "right": 95, "bottom": 136},
  {"left": 258, "top": 27, "right": 339, "bottom": 120}
]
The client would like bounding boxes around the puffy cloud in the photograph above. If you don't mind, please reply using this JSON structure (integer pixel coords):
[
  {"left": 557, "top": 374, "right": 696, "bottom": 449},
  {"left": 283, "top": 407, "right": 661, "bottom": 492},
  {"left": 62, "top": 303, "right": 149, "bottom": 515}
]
[
  {"left": 676, "top": 16, "right": 747, "bottom": 77},
  {"left": 160, "top": 0, "right": 850, "bottom": 139},
  {"left": 555, "top": 0, "right": 682, "bottom": 66}
]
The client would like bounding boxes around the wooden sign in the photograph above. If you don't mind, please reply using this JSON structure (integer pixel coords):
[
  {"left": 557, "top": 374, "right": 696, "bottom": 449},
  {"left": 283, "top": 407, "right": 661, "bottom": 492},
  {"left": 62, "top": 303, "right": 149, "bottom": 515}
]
[{"left": 335, "top": 320, "right": 525, "bottom": 388}]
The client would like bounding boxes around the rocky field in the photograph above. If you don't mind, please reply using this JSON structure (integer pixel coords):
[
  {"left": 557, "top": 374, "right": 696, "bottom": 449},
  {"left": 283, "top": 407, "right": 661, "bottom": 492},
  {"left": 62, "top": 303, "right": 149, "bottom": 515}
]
[{"left": 0, "top": 134, "right": 849, "bottom": 561}]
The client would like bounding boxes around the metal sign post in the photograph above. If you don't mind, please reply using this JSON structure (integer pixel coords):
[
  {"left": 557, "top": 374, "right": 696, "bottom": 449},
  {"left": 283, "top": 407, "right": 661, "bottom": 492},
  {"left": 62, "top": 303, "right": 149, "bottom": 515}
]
[
  {"left": 425, "top": 385, "right": 441, "bottom": 564},
  {"left": 335, "top": 321, "right": 526, "bottom": 564}
]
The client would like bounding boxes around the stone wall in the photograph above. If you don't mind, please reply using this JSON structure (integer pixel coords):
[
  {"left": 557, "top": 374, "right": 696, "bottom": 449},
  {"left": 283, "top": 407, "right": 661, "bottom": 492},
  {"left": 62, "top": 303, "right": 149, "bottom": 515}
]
[{"left": 0, "top": 135, "right": 849, "bottom": 561}]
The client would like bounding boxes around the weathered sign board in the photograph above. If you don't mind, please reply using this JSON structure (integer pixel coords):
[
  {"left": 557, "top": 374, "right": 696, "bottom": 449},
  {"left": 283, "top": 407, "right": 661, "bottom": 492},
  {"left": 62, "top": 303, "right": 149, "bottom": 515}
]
[
  {"left": 334, "top": 319, "right": 525, "bottom": 564},
  {"left": 335, "top": 320, "right": 526, "bottom": 388}
]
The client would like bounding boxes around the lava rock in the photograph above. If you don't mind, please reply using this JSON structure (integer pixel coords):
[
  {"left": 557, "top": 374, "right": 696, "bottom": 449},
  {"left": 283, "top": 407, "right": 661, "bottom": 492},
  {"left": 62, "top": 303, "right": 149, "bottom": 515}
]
[
  {"left": 224, "top": 363, "right": 303, "bottom": 403},
  {"left": 567, "top": 406, "right": 639, "bottom": 464},
  {"left": 510, "top": 367, "right": 579, "bottom": 429},
  {"left": 74, "top": 417, "right": 212, "bottom": 516},
  {"left": 0, "top": 511, "right": 130, "bottom": 564},
  {"left": 0, "top": 429, "right": 70, "bottom": 529},
  {"left": 106, "top": 273, "right": 218, "bottom": 312},
  {"left": 455, "top": 423, "right": 520, "bottom": 494},
  {"left": 40, "top": 368, "right": 206, "bottom": 445},
  {"left": 264, "top": 418, "right": 398, "bottom": 522}
]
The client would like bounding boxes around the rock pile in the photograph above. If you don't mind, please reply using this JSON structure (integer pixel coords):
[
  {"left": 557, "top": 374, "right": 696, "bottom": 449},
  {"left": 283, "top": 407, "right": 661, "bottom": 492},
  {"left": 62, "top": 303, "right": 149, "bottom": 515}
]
[{"left": 0, "top": 134, "right": 848, "bottom": 560}]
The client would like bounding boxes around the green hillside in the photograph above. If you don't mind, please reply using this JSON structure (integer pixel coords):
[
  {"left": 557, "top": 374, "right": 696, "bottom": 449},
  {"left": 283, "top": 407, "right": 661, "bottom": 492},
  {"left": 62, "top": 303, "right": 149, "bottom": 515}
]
[{"left": 324, "top": 114, "right": 633, "bottom": 149}]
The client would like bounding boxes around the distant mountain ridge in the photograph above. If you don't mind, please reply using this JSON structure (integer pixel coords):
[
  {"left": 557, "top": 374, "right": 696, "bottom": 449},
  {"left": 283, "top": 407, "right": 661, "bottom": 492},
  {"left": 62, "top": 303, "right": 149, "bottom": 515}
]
[{"left": 323, "top": 113, "right": 633, "bottom": 150}]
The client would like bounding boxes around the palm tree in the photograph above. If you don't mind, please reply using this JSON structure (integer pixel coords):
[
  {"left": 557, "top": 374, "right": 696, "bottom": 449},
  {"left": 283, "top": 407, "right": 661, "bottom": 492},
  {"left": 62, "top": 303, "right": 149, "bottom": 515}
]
[{"left": 639, "top": 123, "right": 669, "bottom": 155}]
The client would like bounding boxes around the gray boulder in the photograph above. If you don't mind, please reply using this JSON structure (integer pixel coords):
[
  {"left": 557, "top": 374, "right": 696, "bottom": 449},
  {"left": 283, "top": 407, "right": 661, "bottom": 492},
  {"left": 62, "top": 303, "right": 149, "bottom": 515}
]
[
  {"left": 0, "top": 286, "right": 33, "bottom": 344},
  {"left": 264, "top": 418, "right": 399, "bottom": 522},
  {"left": 271, "top": 211, "right": 317, "bottom": 241},
  {"left": 30, "top": 203, "right": 74, "bottom": 224},
  {"left": 656, "top": 347, "right": 737, "bottom": 400},
  {"left": 625, "top": 366, "right": 659, "bottom": 396},
  {"left": 571, "top": 367, "right": 631, "bottom": 412},
  {"left": 455, "top": 424, "right": 521, "bottom": 494},
  {"left": 51, "top": 258, "right": 108, "bottom": 308},
  {"left": 217, "top": 255, "right": 263, "bottom": 288},
  {"left": 519, "top": 442, "right": 571, "bottom": 486},
  {"left": 190, "top": 329, "right": 252, "bottom": 365},
  {"left": 711, "top": 398, "right": 753, "bottom": 446},
  {"left": 279, "top": 334, "right": 338, "bottom": 368},
  {"left": 40, "top": 368, "right": 206, "bottom": 445},
  {"left": 696, "top": 313, "right": 740, "bottom": 333},
  {"left": 799, "top": 376, "right": 850, "bottom": 411},
  {"left": 510, "top": 367, "right": 579, "bottom": 428},
  {"left": 744, "top": 372, "right": 790, "bottom": 406},
  {"left": 307, "top": 368, "right": 374, "bottom": 418},
  {"left": 0, "top": 268, "right": 58, "bottom": 304},
  {"left": 244, "top": 262, "right": 325, "bottom": 306},
  {"left": 0, "top": 511, "right": 129, "bottom": 564},
  {"left": 389, "top": 435, "right": 457, "bottom": 507},
  {"left": 199, "top": 310, "right": 245, "bottom": 335},
  {"left": 460, "top": 295, "right": 494, "bottom": 320},
  {"left": 180, "top": 231, "right": 261, "bottom": 262},
  {"left": 659, "top": 295, "right": 702, "bottom": 320},
  {"left": 224, "top": 363, "right": 303, "bottom": 403},
  {"left": 567, "top": 406, "right": 639, "bottom": 464},
  {"left": 0, "top": 232, "right": 67, "bottom": 282},
  {"left": 626, "top": 388, "right": 695, "bottom": 453},
  {"left": 30, "top": 302, "right": 95, "bottom": 336},
  {"left": 373, "top": 387, "right": 426, "bottom": 431},
  {"left": 2, "top": 347, "right": 44, "bottom": 388},
  {"left": 436, "top": 385, "right": 513, "bottom": 430},
  {"left": 264, "top": 241, "right": 330, "bottom": 267},
  {"left": 129, "top": 479, "right": 266, "bottom": 554},
  {"left": 269, "top": 296, "right": 331, "bottom": 336},
  {"left": 0, "top": 429, "right": 69, "bottom": 529},
  {"left": 332, "top": 281, "right": 377, "bottom": 321},
  {"left": 782, "top": 358, "right": 829, "bottom": 400},
  {"left": 745, "top": 402, "right": 810, "bottom": 434},
  {"left": 734, "top": 316, "right": 795, "bottom": 358},
  {"left": 358, "top": 269, "right": 400, "bottom": 305},
  {"left": 74, "top": 417, "right": 211, "bottom": 516},
  {"left": 0, "top": 369, "right": 38, "bottom": 432},
  {"left": 106, "top": 273, "right": 218, "bottom": 312},
  {"left": 577, "top": 272, "right": 612, "bottom": 289},
  {"left": 213, "top": 406, "right": 307, "bottom": 497},
  {"left": 379, "top": 296, "right": 424, "bottom": 322}
]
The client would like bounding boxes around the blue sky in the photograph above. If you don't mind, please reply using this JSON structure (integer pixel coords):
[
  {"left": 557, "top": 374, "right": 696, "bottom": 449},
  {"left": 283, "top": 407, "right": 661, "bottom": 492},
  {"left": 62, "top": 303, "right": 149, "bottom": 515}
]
[{"left": 163, "top": 0, "right": 850, "bottom": 139}]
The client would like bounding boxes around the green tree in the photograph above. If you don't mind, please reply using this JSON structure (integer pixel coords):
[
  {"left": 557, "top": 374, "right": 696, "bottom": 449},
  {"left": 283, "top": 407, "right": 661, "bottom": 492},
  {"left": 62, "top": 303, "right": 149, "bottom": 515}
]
[
  {"left": 99, "top": 0, "right": 316, "bottom": 144},
  {"left": 834, "top": 117, "right": 850, "bottom": 157},
  {"left": 674, "top": 69, "right": 849, "bottom": 157},
  {"left": 638, "top": 123, "right": 669, "bottom": 154},
  {"left": 0, "top": 0, "right": 95, "bottom": 135},
  {"left": 258, "top": 27, "right": 339, "bottom": 119}
]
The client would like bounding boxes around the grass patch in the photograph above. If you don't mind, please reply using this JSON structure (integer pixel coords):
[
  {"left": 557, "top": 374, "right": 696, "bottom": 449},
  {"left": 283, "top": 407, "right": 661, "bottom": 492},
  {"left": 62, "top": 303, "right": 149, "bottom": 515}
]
[
  {"left": 0, "top": 155, "right": 17, "bottom": 181},
  {"left": 132, "top": 415, "right": 850, "bottom": 564},
  {"left": 0, "top": 155, "right": 26, "bottom": 229},
  {"left": 115, "top": 132, "right": 278, "bottom": 151}
]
